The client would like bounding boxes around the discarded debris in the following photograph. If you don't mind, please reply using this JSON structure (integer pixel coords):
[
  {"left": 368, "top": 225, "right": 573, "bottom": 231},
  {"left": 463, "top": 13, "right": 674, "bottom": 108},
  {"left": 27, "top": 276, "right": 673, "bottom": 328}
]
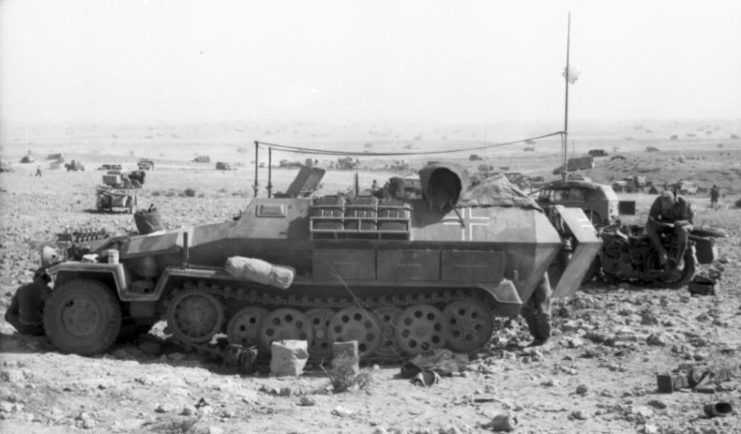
[
  {"left": 400, "top": 349, "right": 469, "bottom": 379},
  {"left": 411, "top": 370, "right": 441, "bottom": 387},
  {"left": 703, "top": 402, "right": 732, "bottom": 418}
]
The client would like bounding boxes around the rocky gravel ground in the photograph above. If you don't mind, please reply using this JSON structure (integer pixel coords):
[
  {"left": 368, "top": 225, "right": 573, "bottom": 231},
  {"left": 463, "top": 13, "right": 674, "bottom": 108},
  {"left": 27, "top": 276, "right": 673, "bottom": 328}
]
[{"left": 1, "top": 160, "right": 740, "bottom": 434}]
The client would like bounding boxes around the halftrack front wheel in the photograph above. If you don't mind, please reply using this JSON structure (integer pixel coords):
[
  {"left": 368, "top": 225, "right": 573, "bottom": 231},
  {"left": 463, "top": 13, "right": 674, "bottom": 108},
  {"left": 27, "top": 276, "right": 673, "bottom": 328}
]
[
  {"left": 394, "top": 304, "right": 446, "bottom": 356},
  {"left": 443, "top": 299, "right": 493, "bottom": 352},
  {"left": 226, "top": 306, "right": 268, "bottom": 347},
  {"left": 167, "top": 290, "right": 224, "bottom": 344},
  {"left": 328, "top": 307, "right": 382, "bottom": 359},
  {"left": 259, "top": 308, "right": 312, "bottom": 351},
  {"left": 43, "top": 279, "right": 122, "bottom": 356}
]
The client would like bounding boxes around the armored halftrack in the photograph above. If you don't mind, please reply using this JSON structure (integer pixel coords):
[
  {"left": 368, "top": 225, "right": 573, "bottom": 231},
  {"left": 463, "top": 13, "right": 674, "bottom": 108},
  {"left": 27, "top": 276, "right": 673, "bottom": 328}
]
[{"left": 31, "top": 162, "right": 599, "bottom": 360}]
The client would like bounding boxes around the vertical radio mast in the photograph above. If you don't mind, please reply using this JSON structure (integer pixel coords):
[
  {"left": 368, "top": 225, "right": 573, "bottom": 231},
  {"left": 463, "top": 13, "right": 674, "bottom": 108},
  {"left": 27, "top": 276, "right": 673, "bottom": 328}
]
[{"left": 562, "top": 12, "right": 571, "bottom": 182}]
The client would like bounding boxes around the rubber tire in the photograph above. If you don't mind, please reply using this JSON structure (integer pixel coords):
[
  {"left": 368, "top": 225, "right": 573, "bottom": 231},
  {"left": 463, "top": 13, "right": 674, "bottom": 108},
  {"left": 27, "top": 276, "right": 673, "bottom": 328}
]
[
  {"left": 43, "top": 279, "right": 121, "bottom": 356},
  {"left": 659, "top": 248, "right": 697, "bottom": 289}
]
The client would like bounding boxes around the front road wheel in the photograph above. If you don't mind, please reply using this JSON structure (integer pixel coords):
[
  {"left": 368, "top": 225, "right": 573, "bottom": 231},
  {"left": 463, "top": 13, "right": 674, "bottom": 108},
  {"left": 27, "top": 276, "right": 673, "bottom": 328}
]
[{"left": 43, "top": 279, "right": 122, "bottom": 356}]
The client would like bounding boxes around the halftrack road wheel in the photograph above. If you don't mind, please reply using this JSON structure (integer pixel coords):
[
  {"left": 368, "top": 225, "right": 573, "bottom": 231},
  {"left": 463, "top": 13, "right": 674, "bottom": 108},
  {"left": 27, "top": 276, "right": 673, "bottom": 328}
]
[
  {"left": 226, "top": 306, "right": 268, "bottom": 347},
  {"left": 328, "top": 307, "right": 382, "bottom": 359},
  {"left": 260, "top": 308, "right": 312, "bottom": 351},
  {"left": 443, "top": 299, "right": 493, "bottom": 352},
  {"left": 373, "top": 306, "right": 404, "bottom": 359},
  {"left": 306, "top": 308, "right": 336, "bottom": 359},
  {"left": 43, "top": 279, "right": 122, "bottom": 356},
  {"left": 167, "top": 290, "right": 224, "bottom": 344},
  {"left": 395, "top": 304, "right": 446, "bottom": 356}
]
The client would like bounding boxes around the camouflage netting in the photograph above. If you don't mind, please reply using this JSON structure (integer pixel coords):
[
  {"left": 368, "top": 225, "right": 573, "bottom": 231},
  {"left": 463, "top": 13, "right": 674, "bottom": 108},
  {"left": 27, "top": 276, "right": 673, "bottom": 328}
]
[{"left": 418, "top": 162, "right": 541, "bottom": 211}]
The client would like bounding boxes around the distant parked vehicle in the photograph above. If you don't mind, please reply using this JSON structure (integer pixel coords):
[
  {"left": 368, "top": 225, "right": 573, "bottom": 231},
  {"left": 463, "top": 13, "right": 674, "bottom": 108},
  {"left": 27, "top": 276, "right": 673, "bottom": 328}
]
[
  {"left": 588, "top": 149, "right": 608, "bottom": 157},
  {"left": 137, "top": 159, "right": 155, "bottom": 170},
  {"left": 534, "top": 180, "right": 624, "bottom": 227},
  {"left": 216, "top": 162, "right": 232, "bottom": 170},
  {"left": 98, "top": 164, "right": 122, "bottom": 171},
  {"left": 65, "top": 160, "right": 85, "bottom": 171}
]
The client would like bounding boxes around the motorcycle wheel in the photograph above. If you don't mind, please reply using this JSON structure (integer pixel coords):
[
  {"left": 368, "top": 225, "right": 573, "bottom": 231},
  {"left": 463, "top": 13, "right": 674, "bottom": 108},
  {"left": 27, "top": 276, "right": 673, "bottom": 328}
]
[{"left": 656, "top": 248, "right": 696, "bottom": 289}]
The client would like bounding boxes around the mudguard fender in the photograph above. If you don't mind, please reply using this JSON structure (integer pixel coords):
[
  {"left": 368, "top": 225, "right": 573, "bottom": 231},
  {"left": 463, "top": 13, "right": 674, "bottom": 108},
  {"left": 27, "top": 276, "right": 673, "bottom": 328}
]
[
  {"left": 551, "top": 205, "right": 602, "bottom": 298},
  {"left": 47, "top": 262, "right": 129, "bottom": 295}
]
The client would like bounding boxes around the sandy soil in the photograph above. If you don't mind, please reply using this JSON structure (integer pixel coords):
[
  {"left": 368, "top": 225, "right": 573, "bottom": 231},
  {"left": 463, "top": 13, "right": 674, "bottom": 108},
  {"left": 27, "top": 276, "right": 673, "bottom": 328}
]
[{"left": 1, "top": 134, "right": 741, "bottom": 434}]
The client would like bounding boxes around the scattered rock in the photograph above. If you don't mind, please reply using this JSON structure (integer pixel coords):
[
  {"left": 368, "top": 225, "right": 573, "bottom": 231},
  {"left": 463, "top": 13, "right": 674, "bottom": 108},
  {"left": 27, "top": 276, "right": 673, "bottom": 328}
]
[
  {"left": 646, "top": 333, "right": 672, "bottom": 346},
  {"left": 482, "top": 413, "right": 517, "bottom": 432},
  {"left": 541, "top": 378, "right": 558, "bottom": 387},
  {"left": 298, "top": 396, "right": 316, "bottom": 406},
  {"left": 570, "top": 409, "right": 588, "bottom": 420},
  {"left": 180, "top": 405, "right": 197, "bottom": 416},
  {"left": 332, "top": 406, "right": 354, "bottom": 417},
  {"left": 642, "top": 423, "right": 659, "bottom": 434},
  {"left": 640, "top": 311, "right": 660, "bottom": 326},
  {"left": 576, "top": 384, "right": 588, "bottom": 395}
]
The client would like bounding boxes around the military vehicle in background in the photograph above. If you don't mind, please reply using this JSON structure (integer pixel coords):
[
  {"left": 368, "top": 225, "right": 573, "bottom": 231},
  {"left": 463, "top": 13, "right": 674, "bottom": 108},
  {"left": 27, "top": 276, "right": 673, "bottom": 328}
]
[
  {"left": 95, "top": 171, "right": 140, "bottom": 213},
  {"left": 533, "top": 180, "right": 634, "bottom": 228},
  {"left": 26, "top": 162, "right": 599, "bottom": 360},
  {"left": 65, "top": 160, "right": 85, "bottom": 171},
  {"left": 95, "top": 186, "right": 137, "bottom": 213},
  {"left": 138, "top": 159, "right": 155, "bottom": 170},
  {"left": 215, "top": 162, "right": 232, "bottom": 170}
]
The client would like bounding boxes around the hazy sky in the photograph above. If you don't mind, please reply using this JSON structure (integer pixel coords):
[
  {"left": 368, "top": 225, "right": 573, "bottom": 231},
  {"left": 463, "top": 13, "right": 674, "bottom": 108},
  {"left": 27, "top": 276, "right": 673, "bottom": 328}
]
[{"left": 1, "top": 0, "right": 740, "bottom": 126}]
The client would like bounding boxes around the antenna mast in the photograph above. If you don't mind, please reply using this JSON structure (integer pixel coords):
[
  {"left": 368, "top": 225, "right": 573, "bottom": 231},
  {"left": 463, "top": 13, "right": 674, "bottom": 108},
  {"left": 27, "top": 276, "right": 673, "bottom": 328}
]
[{"left": 562, "top": 12, "right": 571, "bottom": 182}]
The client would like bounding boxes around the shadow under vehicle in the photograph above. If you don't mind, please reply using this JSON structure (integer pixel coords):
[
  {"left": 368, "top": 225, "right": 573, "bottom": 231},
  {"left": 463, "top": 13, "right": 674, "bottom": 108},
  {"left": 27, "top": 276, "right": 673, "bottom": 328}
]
[{"left": 20, "top": 162, "right": 600, "bottom": 361}]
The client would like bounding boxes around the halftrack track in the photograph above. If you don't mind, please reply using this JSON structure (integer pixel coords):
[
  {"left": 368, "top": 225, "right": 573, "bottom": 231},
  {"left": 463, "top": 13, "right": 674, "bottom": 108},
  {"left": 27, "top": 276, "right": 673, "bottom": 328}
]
[{"left": 162, "top": 280, "right": 496, "bottom": 362}]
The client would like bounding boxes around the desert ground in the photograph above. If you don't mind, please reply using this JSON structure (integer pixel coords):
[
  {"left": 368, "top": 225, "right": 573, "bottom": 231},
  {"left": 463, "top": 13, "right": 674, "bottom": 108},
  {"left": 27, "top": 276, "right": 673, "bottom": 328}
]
[{"left": 1, "top": 121, "right": 740, "bottom": 434}]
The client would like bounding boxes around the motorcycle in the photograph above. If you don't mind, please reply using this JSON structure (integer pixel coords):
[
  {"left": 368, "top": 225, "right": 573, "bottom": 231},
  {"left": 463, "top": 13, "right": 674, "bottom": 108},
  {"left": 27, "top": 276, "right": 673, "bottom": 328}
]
[{"left": 584, "top": 222, "right": 726, "bottom": 288}]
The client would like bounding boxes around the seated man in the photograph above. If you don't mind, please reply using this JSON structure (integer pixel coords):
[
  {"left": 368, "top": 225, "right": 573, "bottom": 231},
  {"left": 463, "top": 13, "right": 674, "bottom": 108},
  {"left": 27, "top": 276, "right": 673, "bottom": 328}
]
[{"left": 646, "top": 190, "right": 694, "bottom": 269}]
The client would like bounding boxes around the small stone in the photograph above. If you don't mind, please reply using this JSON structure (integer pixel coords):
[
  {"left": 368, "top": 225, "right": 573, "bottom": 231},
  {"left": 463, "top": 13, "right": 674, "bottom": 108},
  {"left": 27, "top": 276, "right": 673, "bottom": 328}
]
[
  {"left": 541, "top": 378, "right": 557, "bottom": 387},
  {"left": 643, "top": 423, "right": 659, "bottom": 434},
  {"left": 576, "top": 384, "right": 588, "bottom": 395},
  {"left": 0, "top": 370, "right": 24, "bottom": 383},
  {"left": 482, "top": 413, "right": 517, "bottom": 432},
  {"left": 154, "top": 403, "right": 172, "bottom": 413},
  {"left": 570, "top": 409, "right": 588, "bottom": 420},
  {"left": 180, "top": 405, "right": 196, "bottom": 416},
  {"left": 439, "top": 426, "right": 462, "bottom": 434},
  {"left": 279, "top": 387, "right": 293, "bottom": 397},
  {"left": 641, "top": 311, "right": 660, "bottom": 326},
  {"left": 647, "top": 400, "right": 666, "bottom": 410},
  {"left": 298, "top": 396, "right": 316, "bottom": 406},
  {"left": 332, "top": 406, "right": 354, "bottom": 417},
  {"left": 646, "top": 333, "right": 671, "bottom": 346}
]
